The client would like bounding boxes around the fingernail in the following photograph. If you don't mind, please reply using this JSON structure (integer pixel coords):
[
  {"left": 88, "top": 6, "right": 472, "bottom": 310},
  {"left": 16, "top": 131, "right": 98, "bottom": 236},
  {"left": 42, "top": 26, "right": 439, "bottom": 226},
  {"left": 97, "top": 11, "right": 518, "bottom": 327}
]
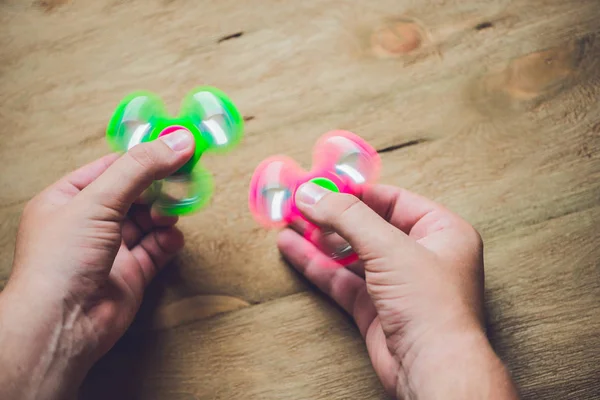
[
  {"left": 296, "top": 182, "right": 329, "bottom": 206},
  {"left": 161, "top": 129, "right": 193, "bottom": 152}
]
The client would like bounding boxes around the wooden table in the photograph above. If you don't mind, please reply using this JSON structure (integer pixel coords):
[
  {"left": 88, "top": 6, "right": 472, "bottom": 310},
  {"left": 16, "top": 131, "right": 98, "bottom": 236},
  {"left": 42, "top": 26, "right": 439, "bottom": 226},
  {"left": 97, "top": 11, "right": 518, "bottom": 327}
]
[{"left": 1, "top": 0, "right": 599, "bottom": 399}]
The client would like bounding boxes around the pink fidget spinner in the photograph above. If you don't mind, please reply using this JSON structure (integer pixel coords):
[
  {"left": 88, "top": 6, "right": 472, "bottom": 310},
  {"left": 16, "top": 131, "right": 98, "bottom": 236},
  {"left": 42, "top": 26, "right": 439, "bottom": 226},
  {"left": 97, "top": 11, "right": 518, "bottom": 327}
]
[{"left": 248, "top": 130, "right": 381, "bottom": 266}]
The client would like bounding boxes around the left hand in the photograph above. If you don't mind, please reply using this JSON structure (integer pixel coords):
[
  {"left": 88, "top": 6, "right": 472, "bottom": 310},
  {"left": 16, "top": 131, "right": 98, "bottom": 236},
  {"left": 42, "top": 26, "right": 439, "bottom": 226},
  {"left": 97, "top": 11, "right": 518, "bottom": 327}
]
[{"left": 0, "top": 130, "right": 194, "bottom": 400}]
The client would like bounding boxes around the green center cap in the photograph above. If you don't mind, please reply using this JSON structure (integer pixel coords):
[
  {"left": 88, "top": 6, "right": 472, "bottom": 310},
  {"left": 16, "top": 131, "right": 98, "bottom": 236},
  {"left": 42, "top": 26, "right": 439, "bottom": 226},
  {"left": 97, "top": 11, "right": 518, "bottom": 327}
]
[{"left": 310, "top": 177, "right": 340, "bottom": 192}]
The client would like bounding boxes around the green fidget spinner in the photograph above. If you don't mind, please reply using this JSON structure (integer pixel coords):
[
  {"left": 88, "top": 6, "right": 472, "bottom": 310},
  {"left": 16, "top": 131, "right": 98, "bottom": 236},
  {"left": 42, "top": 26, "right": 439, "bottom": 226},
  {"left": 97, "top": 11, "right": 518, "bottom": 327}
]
[{"left": 106, "top": 87, "right": 244, "bottom": 216}]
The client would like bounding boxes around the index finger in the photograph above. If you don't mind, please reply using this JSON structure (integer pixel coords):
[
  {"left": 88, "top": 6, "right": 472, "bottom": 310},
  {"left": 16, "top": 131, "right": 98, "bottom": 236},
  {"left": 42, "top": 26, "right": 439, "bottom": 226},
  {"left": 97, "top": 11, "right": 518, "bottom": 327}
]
[{"left": 48, "top": 153, "right": 120, "bottom": 197}]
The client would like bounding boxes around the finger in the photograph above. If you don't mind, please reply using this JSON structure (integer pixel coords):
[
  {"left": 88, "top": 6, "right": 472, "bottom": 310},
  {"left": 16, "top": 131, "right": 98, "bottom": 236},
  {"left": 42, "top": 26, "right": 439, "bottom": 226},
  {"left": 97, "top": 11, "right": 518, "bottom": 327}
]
[
  {"left": 149, "top": 207, "right": 179, "bottom": 227},
  {"left": 289, "top": 201, "right": 365, "bottom": 277},
  {"left": 122, "top": 220, "right": 143, "bottom": 248},
  {"left": 130, "top": 205, "right": 179, "bottom": 233},
  {"left": 277, "top": 229, "right": 377, "bottom": 337},
  {"left": 360, "top": 184, "right": 464, "bottom": 240},
  {"left": 288, "top": 217, "right": 309, "bottom": 236},
  {"left": 116, "top": 227, "right": 184, "bottom": 299},
  {"left": 48, "top": 153, "right": 121, "bottom": 198},
  {"left": 122, "top": 205, "right": 179, "bottom": 248},
  {"left": 360, "top": 185, "right": 482, "bottom": 257},
  {"left": 294, "top": 182, "right": 418, "bottom": 263},
  {"left": 63, "top": 153, "right": 121, "bottom": 190},
  {"left": 78, "top": 130, "right": 195, "bottom": 218},
  {"left": 122, "top": 204, "right": 179, "bottom": 248},
  {"left": 365, "top": 319, "right": 401, "bottom": 397},
  {"left": 278, "top": 229, "right": 397, "bottom": 396},
  {"left": 132, "top": 227, "right": 184, "bottom": 286}
]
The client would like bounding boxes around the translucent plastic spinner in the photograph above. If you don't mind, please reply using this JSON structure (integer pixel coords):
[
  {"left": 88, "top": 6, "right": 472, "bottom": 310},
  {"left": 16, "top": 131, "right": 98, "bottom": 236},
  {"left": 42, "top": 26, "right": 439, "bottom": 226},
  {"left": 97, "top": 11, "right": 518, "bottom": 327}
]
[
  {"left": 248, "top": 131, "right": 380, "bottom": 266},
  {"left": 106, "top": 87, "right": 243, "bottom": 216}
]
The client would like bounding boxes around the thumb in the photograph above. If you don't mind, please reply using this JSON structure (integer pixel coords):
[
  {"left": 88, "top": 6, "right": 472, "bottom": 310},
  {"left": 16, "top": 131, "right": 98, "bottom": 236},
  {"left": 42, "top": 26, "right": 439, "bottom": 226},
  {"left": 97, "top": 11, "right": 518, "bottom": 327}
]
[
  {"left": 294, "top": 182, "right": 420, "bottom": 264},
  {"left": 78, "top": 129, "right": 195, "bottom": 217}
]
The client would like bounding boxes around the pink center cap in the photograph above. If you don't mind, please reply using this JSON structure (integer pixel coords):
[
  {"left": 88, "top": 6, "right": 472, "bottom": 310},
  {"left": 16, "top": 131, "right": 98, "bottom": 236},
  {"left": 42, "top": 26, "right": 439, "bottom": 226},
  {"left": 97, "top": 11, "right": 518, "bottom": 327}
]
[{"left": 159, "top": 125, "right": 189, "bottom": 138}]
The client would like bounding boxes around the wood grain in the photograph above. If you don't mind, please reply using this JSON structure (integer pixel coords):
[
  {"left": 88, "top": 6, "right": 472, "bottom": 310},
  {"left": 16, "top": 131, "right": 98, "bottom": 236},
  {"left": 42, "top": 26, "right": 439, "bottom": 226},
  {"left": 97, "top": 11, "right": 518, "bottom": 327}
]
[
  {"left": 485, "top": 206, "right": 600, "bottom": 399},
  {"left": 82, "top": 293, "right": 387, "bottom": 400},
  {"left": 0, "top": 0, "right": 599, "bottom": 398}
]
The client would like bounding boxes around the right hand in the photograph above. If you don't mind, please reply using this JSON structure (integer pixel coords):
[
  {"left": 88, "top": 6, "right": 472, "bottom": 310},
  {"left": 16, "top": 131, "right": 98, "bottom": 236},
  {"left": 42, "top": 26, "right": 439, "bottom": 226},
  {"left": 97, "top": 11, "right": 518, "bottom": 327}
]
[{"left": 278, "top": 183, "right": 519, "bottom": 399}]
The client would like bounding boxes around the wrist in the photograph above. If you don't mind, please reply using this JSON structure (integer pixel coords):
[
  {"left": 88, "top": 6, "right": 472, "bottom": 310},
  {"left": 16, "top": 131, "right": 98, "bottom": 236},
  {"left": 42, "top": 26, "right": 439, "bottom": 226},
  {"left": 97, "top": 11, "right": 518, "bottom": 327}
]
[
  {"left": 398, "top": 325, "right": 519, "bottom": 400},
  {"left": 0, "top": 276, "right": 93, "bottom": 400}
]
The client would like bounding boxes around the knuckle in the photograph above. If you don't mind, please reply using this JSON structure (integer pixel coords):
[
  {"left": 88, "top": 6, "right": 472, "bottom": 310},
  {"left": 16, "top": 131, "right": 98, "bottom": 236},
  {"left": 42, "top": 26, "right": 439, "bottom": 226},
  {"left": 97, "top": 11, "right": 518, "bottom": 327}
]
[
  {"left": 126, "top": 145, "right": 159, "bottom": 181},
  {"left": 322, "top": 193, "right": 361, "bottom": 220},
  {"left": 22, "top": 198, "right": 38, "bottom": 218},
  {"left": 337, "top": 193, "right": 362, "bottom": 216},
  {"left": 23, "top": 196, "right": 37, "bottom": 211},
  {"left": 462, "top": 223, "right": 483, "bottom": 250},
  {"left": 128, "top": 144, "right": 156, "bottom": 170},
  {"left": 23, "top": 194, "right": 45, "bottom": 217}
]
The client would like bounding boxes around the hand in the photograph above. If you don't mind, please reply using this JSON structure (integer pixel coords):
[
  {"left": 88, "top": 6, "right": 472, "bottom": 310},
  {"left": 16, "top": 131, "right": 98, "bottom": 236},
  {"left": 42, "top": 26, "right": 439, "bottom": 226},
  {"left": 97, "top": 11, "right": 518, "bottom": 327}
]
[
  {"left": 278, "top": 183, "right": 519, "bottom": 399},
  {"left": 0, "top": 130, "right": 195, "bottom": 400}
]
